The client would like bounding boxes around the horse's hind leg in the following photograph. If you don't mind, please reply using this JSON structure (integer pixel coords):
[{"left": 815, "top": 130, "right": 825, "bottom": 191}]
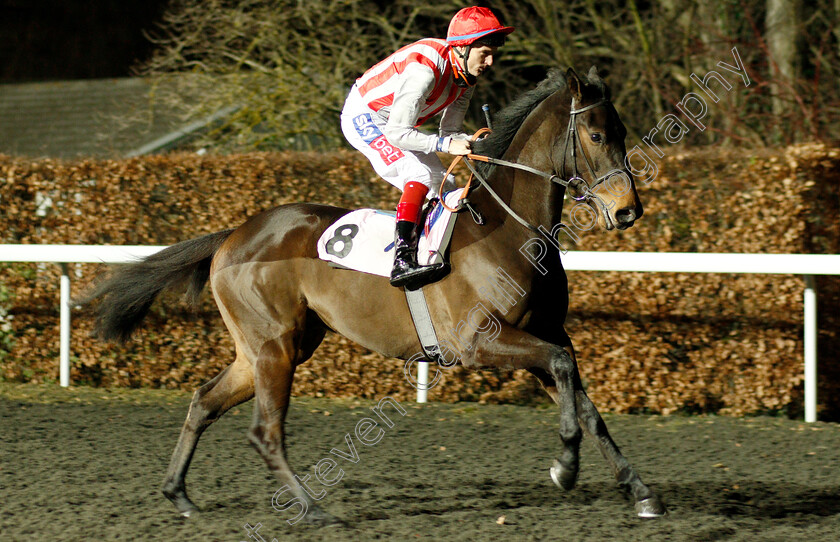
[
  {"left": 247, "top": 330, "right": 339, "bottom": 526},
  {"left": 528, "top": 344, "right": 666, "bottom": 517},
  {"left": 162, "top": 355, "right": 255, "bottom": 516}
]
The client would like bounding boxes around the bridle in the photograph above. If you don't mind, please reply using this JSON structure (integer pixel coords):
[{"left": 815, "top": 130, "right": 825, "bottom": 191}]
[
  {"left": 561, "top": 98, "right": 614, "bottom": 200},
  {"left": 452, "top": 96, "right": 629, "bottom": 238}
]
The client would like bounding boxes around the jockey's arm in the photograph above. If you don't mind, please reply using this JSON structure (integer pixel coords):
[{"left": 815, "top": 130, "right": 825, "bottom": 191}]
[
  {"left": 382, "top": 64, "right": 461, "bottom": 155},
  {"left": 439, "top": 87, "right": 474, "bottom": 140},
  {"left": 439, "top": 89, "right": 475, "bottom": 156}
]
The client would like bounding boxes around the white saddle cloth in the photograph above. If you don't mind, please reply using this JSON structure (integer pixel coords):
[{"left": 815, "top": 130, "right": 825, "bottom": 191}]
[{"left": 316, "top": 189, "right": 464, "bottom": 277}]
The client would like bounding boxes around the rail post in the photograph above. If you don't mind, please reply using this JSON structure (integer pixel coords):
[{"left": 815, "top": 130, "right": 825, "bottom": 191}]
[
  {"left": 803, "top": 275, "right": 817, "bottom": 422},
  {"left": 59, "top": 263, "right": 71, "bottom": 387},
  {"left": 416, "top": 361, "right": 429, "bottom": 403}
]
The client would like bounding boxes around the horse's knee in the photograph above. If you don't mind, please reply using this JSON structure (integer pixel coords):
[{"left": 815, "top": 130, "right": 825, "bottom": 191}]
[
  {"left": 548, "top": 348, "right": 576, "bottom": 382},
  {"left": 576, "top": 393, "right": 606, "bottom": 435},
  {"left": 547, "top": 349, "right": 582, "bottom": 444}
]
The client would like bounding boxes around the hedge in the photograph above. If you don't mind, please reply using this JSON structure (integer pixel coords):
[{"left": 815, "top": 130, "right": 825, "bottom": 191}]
[{"left": 1, "top": 144, "right": 838, "bottom": 418}]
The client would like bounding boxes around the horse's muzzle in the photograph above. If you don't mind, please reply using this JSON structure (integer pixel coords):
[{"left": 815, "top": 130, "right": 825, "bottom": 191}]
[{"left": 614, "top": 206, "right": 638, "bottom": 230}]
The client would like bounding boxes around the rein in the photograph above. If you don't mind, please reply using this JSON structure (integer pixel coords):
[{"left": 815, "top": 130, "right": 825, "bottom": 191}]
[{"left": 441, "top": 97, "right": 618, "bottom": 241}]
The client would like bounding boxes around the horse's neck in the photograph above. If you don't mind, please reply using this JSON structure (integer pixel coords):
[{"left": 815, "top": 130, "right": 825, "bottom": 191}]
[{"left": 472, "top": 91, "right": 567, "bottom": 238}]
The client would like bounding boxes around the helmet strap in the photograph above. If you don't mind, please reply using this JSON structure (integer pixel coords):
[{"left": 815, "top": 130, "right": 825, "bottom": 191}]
[{"left": 453, "top": 45, "right": 477, "bottom": 88}]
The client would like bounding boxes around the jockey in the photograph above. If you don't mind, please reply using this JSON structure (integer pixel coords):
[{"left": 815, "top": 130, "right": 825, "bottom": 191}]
[{"left": 340, "top": 6, "right": 514, "bottom": 288}]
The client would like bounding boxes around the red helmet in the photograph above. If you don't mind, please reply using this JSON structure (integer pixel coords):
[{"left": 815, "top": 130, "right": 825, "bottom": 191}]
[{"left": 446, "top": 7, "right": 515, "bottom": 47}]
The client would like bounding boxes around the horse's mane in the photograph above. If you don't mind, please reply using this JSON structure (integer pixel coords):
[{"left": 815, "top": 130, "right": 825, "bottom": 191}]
[{"left": 471, "top": 67, "right": 607, "bottom": 178}]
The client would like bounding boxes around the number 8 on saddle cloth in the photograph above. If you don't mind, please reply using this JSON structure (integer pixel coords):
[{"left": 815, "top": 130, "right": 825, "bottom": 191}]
[{"left": 316, "top": 189, "right": 464, "bottom": 281}]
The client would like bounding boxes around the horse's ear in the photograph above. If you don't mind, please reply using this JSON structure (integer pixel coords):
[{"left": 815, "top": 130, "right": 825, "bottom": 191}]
[
  {"left": 566, "top": 68, "right": 582, "bottom": 101},
  {"left": 588, "top": 66, "right": 600, "bottom": 80}
]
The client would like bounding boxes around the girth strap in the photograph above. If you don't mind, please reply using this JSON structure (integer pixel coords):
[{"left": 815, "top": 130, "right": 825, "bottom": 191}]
[{"left": 405, "top": 287, "right": 444, "bottom": 364}]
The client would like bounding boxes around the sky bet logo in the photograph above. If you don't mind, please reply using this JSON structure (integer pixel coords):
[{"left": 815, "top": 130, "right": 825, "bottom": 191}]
[{"left": 353, "top": 114, "right": 404, "bottom": 166}]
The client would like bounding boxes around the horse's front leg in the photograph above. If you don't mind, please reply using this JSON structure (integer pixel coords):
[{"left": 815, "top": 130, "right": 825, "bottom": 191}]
[
  {"left": 465, "top": 325, "right": 583, "bottom": 493},
  {"left": 528, "top": 342, "right": 667, "bottom": 518},
  {"left": 546, "top": 346, "right": 584, "bottom": 491}
]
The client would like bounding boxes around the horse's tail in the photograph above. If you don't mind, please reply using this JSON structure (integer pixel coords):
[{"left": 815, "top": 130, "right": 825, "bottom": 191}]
[{"left": 77, "top": 229, "right": 235, "bottom": 342}]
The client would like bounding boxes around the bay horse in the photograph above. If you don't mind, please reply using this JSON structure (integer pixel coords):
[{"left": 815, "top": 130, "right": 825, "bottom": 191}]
[{"left": 81, "top": 67, "right": 666, "bottom": 522}]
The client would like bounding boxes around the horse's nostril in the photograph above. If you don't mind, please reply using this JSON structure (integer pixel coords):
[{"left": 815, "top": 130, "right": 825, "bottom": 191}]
[{"left": 615, "top": 208, "right": 637, "bottom": 224}]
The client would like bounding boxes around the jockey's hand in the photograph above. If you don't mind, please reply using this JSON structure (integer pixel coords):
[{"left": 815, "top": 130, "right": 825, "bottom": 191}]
[{"left": 448, "top": 139, "right": 472, "bottom": 156}]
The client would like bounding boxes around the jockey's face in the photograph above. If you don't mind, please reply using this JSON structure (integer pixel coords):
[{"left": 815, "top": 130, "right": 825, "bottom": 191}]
[{"left": 464, "top": 45, "right": 498, "bottom": 77}]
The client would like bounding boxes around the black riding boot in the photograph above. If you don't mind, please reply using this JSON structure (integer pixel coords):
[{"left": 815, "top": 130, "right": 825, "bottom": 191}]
[{"left": 389, "top": 220, "right": 448, "bottom": 289}]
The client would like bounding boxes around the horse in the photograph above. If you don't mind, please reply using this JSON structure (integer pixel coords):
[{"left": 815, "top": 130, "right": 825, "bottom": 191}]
[{"left": 80, "top": 66, "right": 666, "bottom": 522}]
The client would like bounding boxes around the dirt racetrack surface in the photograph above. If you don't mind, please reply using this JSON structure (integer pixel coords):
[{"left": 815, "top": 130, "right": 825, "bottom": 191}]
[{"left": 2, "top": 383, "right": 839, "bottom": 541}]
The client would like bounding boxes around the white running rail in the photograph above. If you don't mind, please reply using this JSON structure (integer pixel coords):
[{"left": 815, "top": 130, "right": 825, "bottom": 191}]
[
  {"left": 1, "top": 245, "right": 838, "bottom": 422},
  {"left": 0, "top": 245, "right": 166, "bottom": 389}
]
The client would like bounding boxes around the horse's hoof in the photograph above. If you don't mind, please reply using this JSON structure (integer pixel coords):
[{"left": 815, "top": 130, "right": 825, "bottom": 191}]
[
  {"left": 177, "top": 499, "right": 201, "bottom": 518},
  {"left": 635, "top": 496, "right": 667, "bottom": 518},
  {"left": 305, "top": 506, "right": 344, "bottom": 527},
  {"left": 550, "top": 459, "right": 578, "bottom": 491},
  {"left": 163, "top": 487, "right": 199, "bottom": 518},
  {"left": 176, "top": 500, "right": 200, "bottom": 518}
]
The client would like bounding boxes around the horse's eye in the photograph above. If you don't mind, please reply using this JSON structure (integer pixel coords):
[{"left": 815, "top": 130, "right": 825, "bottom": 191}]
[{"left": 590, "top": 133, "right": 603, "bottom": 143}]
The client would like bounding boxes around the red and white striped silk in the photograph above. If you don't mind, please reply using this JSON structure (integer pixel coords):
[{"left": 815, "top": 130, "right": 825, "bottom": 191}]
[{"left": 356, "top": 38, "right": 467, "bottom": 127}]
